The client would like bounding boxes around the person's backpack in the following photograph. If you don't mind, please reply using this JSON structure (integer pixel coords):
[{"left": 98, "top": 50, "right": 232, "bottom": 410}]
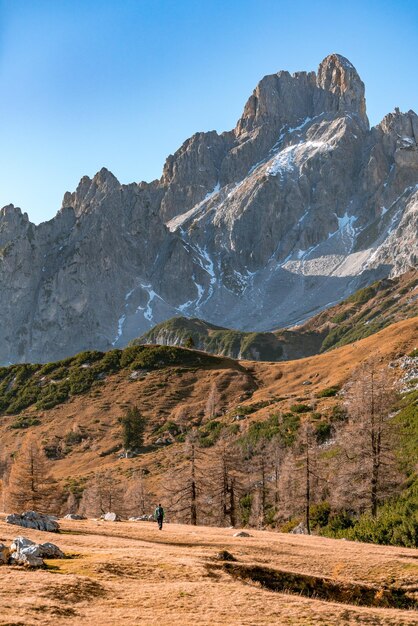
[{"left": 156, "top": 506, "right": 163, "bottom": 518}]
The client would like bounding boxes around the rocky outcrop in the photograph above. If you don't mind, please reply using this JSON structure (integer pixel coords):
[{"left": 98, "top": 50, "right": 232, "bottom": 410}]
[
  {"left": 0, "top": 54, "right": 417, "bottom": 364},
  {"left": 102, "top": 512, "right": 121, "bottom": 522},
  {"left": 5, "top": 511, "right": 60, "bottom": 532},
  {"left": 316, "top": 54, "right": 368, "bottom": 123},
  {"left": 4, "top": 536, "right": 64, "bottom": 568}
]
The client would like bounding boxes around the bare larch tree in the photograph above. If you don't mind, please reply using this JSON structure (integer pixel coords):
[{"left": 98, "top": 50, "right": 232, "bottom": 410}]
[{"left": 341, "top": 359, "right": 400, "bottom": 517}]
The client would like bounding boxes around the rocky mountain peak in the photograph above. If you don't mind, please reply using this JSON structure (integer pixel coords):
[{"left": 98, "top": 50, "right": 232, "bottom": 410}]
[
  {"left": 316, "top": 53, "right": 368, "bottom": 125},
  {"left": 93, "top": 167, "right": 120, "bottom": 188},
  {"left": 0, "top": 53, "right": 417, "bottom": 364},
  {"left": 0, "top": 204, "right": 30, "bottom": 247},
  {"left": 61, "top": 167, "right": 121, "bottom": 215},
  {"left": 0, "top": 204, "right": 29, "bottom": 228},
  {"left": 235, "top": 53, "right": 368, "bottom": 139},
  {"left": 1, "top": 203, "right": 25, "bottom": 217},
  {"left": 378, "top": 108, "right": 418, "bottom": 140},
  {"left": 235, "top": 70, "right": 317, "bottom": 137}
]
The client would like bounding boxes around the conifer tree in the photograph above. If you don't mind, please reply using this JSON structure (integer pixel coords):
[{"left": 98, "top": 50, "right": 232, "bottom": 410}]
[
  {"left": 206, "top": 438, "right": 243, "bottom": 527},
  {"left": 163, "top": 432, "right": 205, "bottom": 524},
  {"left": 340, "top": 360, "right": 399, "bottom": 516},
  {"left": 6, "top": 436, "right": 59, "bottom": 513},
  {"left": 120, "top": 405, "right": 147, "bottom": 454},
  {"left": 205, "top": 382, "right": 220, "bottom": 421}
]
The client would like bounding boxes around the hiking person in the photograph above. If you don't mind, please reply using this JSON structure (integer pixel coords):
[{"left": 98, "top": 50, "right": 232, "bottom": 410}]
[{"left": 154, "top": 503, "right": 164, "bottom": 530}]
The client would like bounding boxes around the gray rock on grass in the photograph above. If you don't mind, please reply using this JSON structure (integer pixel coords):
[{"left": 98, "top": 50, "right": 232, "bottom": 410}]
[
  {"left": 6, "top": 511, "right": 60, "bottom": 532},
  {"left": 7, "top": 536, "right": 64, "bottom": 568}
]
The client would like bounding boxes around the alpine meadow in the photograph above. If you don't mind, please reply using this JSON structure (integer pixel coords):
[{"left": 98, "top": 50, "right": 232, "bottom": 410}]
[{"left": 0, "top": 2, "right": 417, "bottom": 624}]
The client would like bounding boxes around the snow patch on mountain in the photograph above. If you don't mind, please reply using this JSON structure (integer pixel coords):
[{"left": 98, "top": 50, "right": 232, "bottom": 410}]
[
  {"left": 166, "top": 182, "right": 220, "bottom": 232},
  {"left": 266, "top": 140, "right": 333, "bottom": 177}
]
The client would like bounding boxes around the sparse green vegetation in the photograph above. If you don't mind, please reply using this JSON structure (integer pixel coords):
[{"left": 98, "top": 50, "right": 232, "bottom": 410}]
[
  {"left": 64, "top": 430, "right": 85, "bottom": 446},
  {"left": 0, "top": 345, "right": 222, "bottom": 417},
  {"left": 346, "top": 284, "right": 377, "bottom": 305},
  {"left": 331, "top": 310, "right": 351, "bottom": 323},
  {"left": 10, "top": 415, "right": 41, "bottom": 429},
  {"left": 321, "top": 480, "right": 418, "bottom": 548},
  {"left": 393, "top": 390, "right": 418, "bottom": 475},
  {"left": 279, "top": 518, "right": 301, "bottom": 533},
  {"left": 154, "top": 421, "right": 180, "bottom": 437},
  {"left": 133, "top": 317, "right": 285, "bottom": 361},
  {"left": 241, "top": 412, "right": 300, "bottom": 448},
  {"left": 199, "top": 420, "right": 223, "bottom": 447},
  {"left": 290, "top": 403, "right": 311, "bottom": 413},
  {"left": 320, "top": 319, "right": 389, "bottom": 352},
  {"left": 316, "top": 385, "right": 340, "bottom": 398},
  {"left": 239, "top": 494, "right": 253, "bottom": 526},
  {"left": 309, "top": 501, "right": 331, "bottom": 528},
  {"left": 230, "top": 399, "right": 279, "bottom": 417},
  {"left": 329, "top": 404, "right": 347, "bottom": 422},
  {"left": 314, "top": 421, "right": 332, "bottom": 444}
]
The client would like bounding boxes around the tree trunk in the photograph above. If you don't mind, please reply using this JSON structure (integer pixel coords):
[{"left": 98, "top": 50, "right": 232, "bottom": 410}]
[
  {"left": 230, "top": 478, "right": 236, "bottom": 527},
  {"left": 305, "top": 438, "right": 311, "bottom": 535},
  {"left": 190, "top": 444, "right": 197, "bottom": 525}
]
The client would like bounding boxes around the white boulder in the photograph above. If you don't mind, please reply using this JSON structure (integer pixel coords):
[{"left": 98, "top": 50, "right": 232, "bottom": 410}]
[
  {"left": 8, "top": 536, "right": 64, "bottom": 567},
  {"left": 102, "top": 512, "right": 120, "bottom": 522}
]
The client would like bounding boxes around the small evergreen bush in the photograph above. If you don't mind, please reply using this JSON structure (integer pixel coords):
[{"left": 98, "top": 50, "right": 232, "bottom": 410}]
[
  {"left": 316, "top": 386, "right": 340, "bottom": 398},
  {"left": 290, "top": 403, "right": 311, "bottom": 413}
]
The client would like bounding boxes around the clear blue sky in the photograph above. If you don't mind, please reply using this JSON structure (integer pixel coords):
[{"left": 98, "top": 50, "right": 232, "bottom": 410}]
[{"left": 0, "top": 0, "right": 417, "bottom": 224}]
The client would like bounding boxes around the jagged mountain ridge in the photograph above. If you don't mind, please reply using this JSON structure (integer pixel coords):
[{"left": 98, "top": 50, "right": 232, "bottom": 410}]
[{"left": 1, "top": 53, "right": 417, "bottom": 364}]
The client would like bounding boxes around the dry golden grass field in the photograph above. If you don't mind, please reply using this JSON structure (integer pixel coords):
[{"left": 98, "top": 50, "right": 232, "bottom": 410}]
[{"left": 0, "top": 516, "right": 417, "bottom": 626}]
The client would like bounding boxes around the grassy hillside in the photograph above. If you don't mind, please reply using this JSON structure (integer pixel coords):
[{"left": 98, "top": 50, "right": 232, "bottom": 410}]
[
  {"left": 0, "top": 344, "right": 221, "bottom": 418},
  {"left": 135, "top": 269, "right": 418, "bottom": 361},
  {"left": 0, "top": 316, "right": 417, "bottom": 548},
  {"left": 133, "top": 316, "right": 311, "bottom": 361},
  {"left": 305, "top": 269, "right": 418, "bottom": 352}
]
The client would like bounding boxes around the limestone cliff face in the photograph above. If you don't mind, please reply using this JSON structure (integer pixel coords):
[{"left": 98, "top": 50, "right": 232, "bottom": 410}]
[{"left": 1, "top": 54, "right": 417, "bottom": 364}]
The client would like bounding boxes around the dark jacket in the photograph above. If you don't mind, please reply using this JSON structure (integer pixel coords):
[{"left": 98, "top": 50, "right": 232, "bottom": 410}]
[{"left": 154, "top": 506, "right": 164, "bottom": 520}]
